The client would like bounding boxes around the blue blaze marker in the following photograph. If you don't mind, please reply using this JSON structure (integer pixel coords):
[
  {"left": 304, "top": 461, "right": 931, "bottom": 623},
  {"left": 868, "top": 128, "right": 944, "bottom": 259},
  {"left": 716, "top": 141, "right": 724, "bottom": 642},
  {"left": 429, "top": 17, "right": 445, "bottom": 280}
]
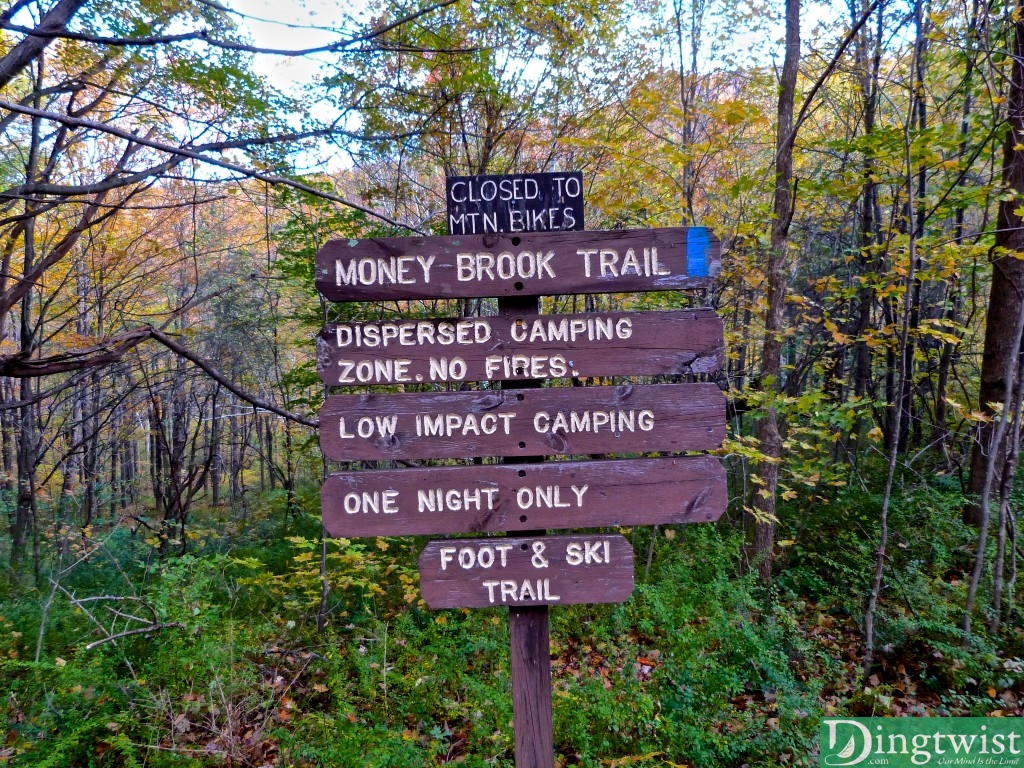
[{"left": 686, "top": 227, "right": 709, "bottom": 277}]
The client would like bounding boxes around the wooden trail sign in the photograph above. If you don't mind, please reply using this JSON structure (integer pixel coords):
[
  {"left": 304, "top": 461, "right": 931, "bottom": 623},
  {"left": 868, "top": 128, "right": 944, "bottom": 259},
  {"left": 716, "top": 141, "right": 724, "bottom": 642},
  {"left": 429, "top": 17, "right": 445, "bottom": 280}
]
[
  {"left": 316, "top": 308, "right": 724, "bottom": 386},
  {"left": 314, "top": 226, "right": 720, "bottom": 301},
  {"left": 311, "top": 198, "right": 725, "bottom": 768},
  {"left": 322, "top": 455, "right": 726, "bottom": 538},
  {"left": 418, "top": 534, "right": 634, "bottom": 609},
  {"left": 319, "top": 382, "right": 726, "bottom": 462}
]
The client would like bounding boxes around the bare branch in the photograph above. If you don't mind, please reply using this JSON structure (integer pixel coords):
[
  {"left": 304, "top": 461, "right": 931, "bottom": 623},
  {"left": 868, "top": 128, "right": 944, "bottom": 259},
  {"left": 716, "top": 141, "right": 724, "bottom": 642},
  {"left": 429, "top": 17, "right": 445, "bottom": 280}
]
[
  {"left": 148, "top": 328, "right": 319, "bottom": 428},
  {"left": 0, "top": 324, "right": 319, "bottom": 428},
  {"left": 0, "top": 97, "right": 423, "bottom": 232},
  {"left": 1, "top": 0, "right": 463, "bottom": 57},
  {"left": 83, "top": 621, "right": 185, "bottom": 651},
  {"left": 785, "top": 0, "right": 884, "bottom": 158}
]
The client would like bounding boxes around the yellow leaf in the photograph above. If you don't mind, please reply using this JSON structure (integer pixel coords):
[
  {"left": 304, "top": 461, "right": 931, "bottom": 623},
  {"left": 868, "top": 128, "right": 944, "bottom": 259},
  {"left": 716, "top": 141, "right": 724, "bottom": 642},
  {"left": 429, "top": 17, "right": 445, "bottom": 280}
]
[
  {"left": 777, "top": 540, "right": 796, "bottom": 547},
  {"left": 782, "top": 490, "right": 797, "bottom": 501},
  {"left": 375, "top": 538, "right": 389, "bottom": 551}
]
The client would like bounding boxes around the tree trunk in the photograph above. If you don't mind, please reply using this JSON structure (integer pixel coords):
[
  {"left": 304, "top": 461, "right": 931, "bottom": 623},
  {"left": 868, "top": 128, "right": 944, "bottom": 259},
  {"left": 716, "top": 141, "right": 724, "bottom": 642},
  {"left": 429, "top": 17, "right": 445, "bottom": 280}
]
[
  {"left": 936, "top": 0, "right": 982, "bottom": 452},
  {"left": 853, "top": 0, "right": 883, "bottom": 404},
  {"left": 968, "top": 0, "right": 1024, "bottom": 524},
  {"left": 265, "top": 418, "right": 275, "bottom": 491},
  {"left": 1, "top": 378, "right": 14, "bottom": 494},
  {"left": 746, "top": 0, "right": 800, "bottom": 582},
  {"left": 211, "top": 397, "right": 221, "bottom": 507}
]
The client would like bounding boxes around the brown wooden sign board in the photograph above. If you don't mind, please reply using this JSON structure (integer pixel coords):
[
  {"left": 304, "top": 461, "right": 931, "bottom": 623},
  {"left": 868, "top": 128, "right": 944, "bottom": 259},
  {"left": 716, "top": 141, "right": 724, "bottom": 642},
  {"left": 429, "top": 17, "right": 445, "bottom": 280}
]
[
  {"left": 314, "top": 227, "right": 721, "bottom": 301},
  {"left": 320, "top": 382, "right": 725, "bottom": 462},
  {"left": 322, "top": 455, "right": 726, "bottom": 538},
  {"left": 316, "top": 309, "right": 723, "bottom": 386},
  {"left": 418, "top": 534, "right": 634, "bottom": 609}
]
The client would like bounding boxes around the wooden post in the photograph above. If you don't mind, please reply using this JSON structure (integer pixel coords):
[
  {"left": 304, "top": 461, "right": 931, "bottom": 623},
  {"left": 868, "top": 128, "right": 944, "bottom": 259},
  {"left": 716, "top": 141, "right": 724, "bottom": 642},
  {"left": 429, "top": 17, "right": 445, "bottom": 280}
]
[
  {"left": 510, "top": 604, "right": 553, "bottom": 766},
  {"left": 500, "top": 290, "right": 554, "bottom": 768}
]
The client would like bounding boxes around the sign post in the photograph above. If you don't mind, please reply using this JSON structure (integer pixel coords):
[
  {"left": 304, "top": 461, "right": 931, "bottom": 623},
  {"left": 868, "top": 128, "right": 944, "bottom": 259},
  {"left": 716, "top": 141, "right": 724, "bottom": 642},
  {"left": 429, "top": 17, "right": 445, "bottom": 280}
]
[
  {"left": 500, "top": 289, "right": 554, "bottom": 768},
  {"left": 313, "top": 173, "right": 724, "bottom": 767}
]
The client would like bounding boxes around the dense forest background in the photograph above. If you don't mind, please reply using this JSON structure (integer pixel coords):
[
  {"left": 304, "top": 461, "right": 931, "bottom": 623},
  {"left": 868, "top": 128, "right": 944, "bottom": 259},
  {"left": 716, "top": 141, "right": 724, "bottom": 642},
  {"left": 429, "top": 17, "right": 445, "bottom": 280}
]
[{"left": 1, "top": 0, "right": 1024, "bottom": 765}]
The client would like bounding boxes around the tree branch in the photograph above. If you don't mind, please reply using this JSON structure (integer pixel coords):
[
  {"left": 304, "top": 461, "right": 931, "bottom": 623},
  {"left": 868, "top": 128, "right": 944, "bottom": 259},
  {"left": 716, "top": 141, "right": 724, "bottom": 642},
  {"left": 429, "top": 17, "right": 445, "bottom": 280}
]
[
  {"left": 0, "top": 0, "right": 88, "bottom": 89},
  {"left": 780, "top": 0, "right": 884, "bottom": 162},
  {"left": 83, "top": 621, "right": 186, "bottom": 651},
  {"left": 2, "top": 0, "right": 463, "bottom": 57},
  {"left": 0, "top": 325, "right": 319, "bottom": 428},
  {"left": 0, "top": 97, "right": 423, "bottom": 232},
  {"left": 149, "top": 328, "right": 319, "bottom": 428}
]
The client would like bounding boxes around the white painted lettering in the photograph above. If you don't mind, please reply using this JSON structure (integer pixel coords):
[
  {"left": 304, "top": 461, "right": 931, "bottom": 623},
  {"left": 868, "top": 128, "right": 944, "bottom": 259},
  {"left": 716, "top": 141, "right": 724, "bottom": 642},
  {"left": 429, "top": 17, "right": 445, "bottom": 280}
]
[
  {"left": 571, "top": 485, "right": 588, "bottom": 505},
  {"left": 579, "top": 249, "right": 597, "bottom": 277},
  {"left": 440, "top": 547, "right": 456, "bottom": 570},
  {"left": 417, "top": 255, "right": 436, "bottom": 283},
  {"left": 652, "top": 247, "right": 670, "bottom": 275},
  {"left": 416, "top": 412, "right": 515, "bottom": 437},
  {"left": 533, "top": 410, "right": 656, "bottom": 435},
  {"left": 454, "top": 251, "right": 558, "bottom": 282},
  {"left": 566, "top": 542, "right": 582, "bottom": 566},
  {"left": 599, "top": 249, "right": 618, "bottom": 276},
  {"left": 416, "top": 487, "right": 499, "bottom": 513},
  {"left": 483, "top": 580, "right": 499, "bottom": 603}
]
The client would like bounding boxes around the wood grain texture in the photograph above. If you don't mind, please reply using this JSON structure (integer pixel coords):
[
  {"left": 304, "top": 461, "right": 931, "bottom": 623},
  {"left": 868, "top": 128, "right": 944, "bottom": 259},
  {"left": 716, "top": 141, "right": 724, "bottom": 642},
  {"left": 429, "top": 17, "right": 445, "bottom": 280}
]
[
  {"left": 418, "top": 534, "right": 634, "bottom": 609},
  {"left": 510, "top": 605, "right": 554, "bottom": 768},
  {"left": 497, "top": 294, "right": 555, "bottom": 768},
  {"left": 322, "top": 455, "right": 726, "bottom": 538},
  {"left": 315, "top": 227, "right": 721, "bottom": 301},
  {"left": 316, "top": 309, "right": 724, "bottom": 385},
  {"left": 320, "top": 382, "right": 725, "bottom": 461}
]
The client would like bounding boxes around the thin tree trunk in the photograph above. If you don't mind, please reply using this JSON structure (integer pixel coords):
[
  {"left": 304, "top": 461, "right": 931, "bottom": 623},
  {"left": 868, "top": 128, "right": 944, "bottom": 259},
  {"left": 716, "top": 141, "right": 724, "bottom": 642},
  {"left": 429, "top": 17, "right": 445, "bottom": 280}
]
[
  {"left": 965, "top": 295, "right": 1024, "bottom": 639},
  {"left": 746, "top": 0, "right": 800, "bottom": 582},
  {"left": 864, "top": 28, "right": 925, "bottom": 669},
  {"left": 896, "top": 3, "right": 929, "bottom": 452},
  {"left": 265, "top": 419, "right": 275, "bottom": 491},
  {"left": 211, "top": 396, "right": 221, "bottom": 507},
  {"left": 108, "top": 414, "right": 118, "bottom": 520},
  {"left": 11, "top": 57, "right": 44, "bottom": 572},
  {"left": 1, "top": 378, "right": 14, "bottom": 494},
  {"left": 935, "top": 0, "right": 982, "bottom": 451},
  {"left": 854, "top": 0, "right": 883, "bottom": 421}
]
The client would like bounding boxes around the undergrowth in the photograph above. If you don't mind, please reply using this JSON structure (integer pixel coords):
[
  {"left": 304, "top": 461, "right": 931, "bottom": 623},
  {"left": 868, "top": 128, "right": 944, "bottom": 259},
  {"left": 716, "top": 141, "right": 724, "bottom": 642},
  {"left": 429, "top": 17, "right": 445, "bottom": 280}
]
[{"left": 1, "top": 474, "right": 1022, "bottom": 767}]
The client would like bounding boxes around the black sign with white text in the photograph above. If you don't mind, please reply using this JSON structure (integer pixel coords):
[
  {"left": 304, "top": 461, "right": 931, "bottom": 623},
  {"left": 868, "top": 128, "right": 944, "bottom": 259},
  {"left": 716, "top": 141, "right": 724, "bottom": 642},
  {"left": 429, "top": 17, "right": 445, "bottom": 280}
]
[{"left": 445, "top": 172, "right": 584, "bottom": 235}]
